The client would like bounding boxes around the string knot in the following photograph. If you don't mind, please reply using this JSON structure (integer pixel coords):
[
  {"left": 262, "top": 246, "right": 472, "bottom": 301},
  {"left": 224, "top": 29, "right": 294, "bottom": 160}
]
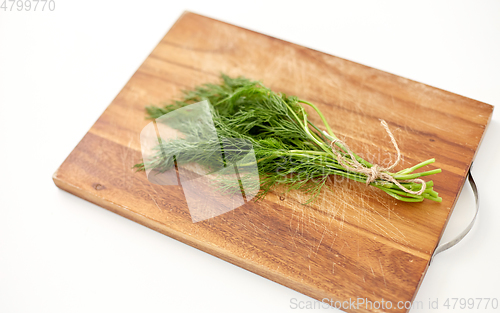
[{"left": 367, "top": 165, "right": 380, "bottom": 185}]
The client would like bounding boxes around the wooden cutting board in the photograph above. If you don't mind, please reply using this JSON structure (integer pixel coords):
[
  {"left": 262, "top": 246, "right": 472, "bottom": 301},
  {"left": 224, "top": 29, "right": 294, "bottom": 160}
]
[{"left": 53, "top": 12, "right": 493, "bottom": 313}]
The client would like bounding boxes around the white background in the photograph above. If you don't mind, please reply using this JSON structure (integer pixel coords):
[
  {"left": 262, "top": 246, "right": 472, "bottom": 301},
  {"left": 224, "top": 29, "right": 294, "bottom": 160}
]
[{"left": 1, "top": 1, "right": 499, "bottom": 312}]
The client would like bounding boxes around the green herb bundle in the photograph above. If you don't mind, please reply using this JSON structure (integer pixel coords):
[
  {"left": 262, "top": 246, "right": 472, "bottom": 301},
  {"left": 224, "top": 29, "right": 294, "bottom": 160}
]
[{"left": 135, "top": 74, "right": 442, "bottom": 203}]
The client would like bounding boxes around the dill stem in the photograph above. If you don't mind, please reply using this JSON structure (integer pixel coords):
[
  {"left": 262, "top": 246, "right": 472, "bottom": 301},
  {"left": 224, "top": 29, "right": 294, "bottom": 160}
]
[
  {"left": 396, "top": 158, "right": 435, "bottom": 175},
  {"left": 392, "top": 168, "right": 442, "bottom": 180},
  {"left": 280, "top": 96, "right": 333, "bottom": 155},
  {"left": 298, "top": 100, "right": 335, "bottom": 138},
  {"left": 287, "top": 150, "right": 331, "bottom": 156},
  {"left": 299, "top": 99, "right": 372, "bottom": 168}
]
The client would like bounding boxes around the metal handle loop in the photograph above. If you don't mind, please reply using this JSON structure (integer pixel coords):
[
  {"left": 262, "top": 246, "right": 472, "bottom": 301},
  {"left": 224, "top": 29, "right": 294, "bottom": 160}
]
[{"left": 430, "top": 170, "right": 479, "bottom": 263}]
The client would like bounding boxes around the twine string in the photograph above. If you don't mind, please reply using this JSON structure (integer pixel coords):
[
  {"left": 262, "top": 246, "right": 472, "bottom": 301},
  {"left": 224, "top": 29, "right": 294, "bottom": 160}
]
[{"left": 329, "top": 120, "right": 426, "bottom": 196}]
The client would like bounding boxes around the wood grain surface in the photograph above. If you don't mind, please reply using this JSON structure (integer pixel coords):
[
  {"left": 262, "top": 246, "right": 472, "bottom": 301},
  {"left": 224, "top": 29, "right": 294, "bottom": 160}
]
[{"left": 53, "top": 12, "right": 493, "bottom": 313}]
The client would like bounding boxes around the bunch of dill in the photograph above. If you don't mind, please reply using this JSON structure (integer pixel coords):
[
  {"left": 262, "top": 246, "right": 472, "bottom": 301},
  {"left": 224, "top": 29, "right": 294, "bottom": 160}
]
[{"left": 135, "top": 74, "right": 441, "bottom": 203}]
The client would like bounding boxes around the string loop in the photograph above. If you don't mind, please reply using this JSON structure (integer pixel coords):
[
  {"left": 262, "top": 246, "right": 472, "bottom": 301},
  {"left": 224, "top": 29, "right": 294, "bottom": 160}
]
[{"left": 329, "top": 120, "right": 426, "bottom": 196}]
